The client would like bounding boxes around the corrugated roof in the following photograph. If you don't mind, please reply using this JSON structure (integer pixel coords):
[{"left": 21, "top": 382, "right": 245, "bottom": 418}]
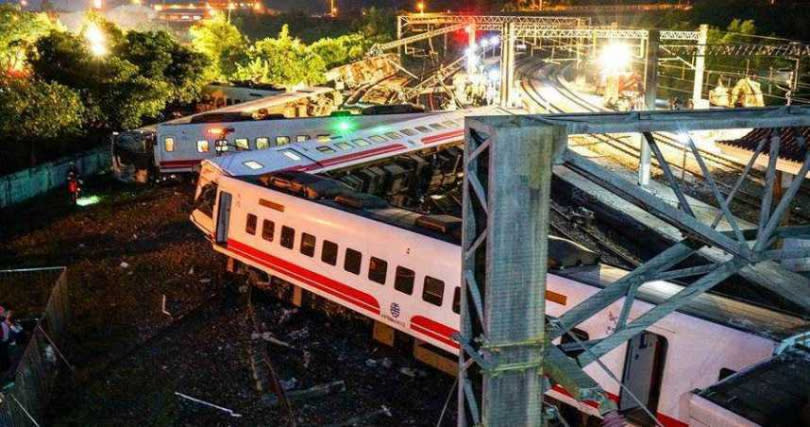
[{"left": 719, "top": 127, "right": 809, "bottom": 163}]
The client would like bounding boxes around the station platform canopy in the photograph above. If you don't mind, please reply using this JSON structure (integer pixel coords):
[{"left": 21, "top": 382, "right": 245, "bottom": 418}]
[{"left": 717, "top": 127, "right": 809, "bottom": 177}]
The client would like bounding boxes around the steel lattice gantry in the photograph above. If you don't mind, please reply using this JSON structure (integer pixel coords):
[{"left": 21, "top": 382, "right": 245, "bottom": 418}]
[
  {"left": 458, "top": 106, "right": 810, "bottom": 426},
  {"left": 398, "top": 13, "right": 589, "bottom": 32},
  {"left": 660, "top": 42, "right": 810, "bottom": 57}
]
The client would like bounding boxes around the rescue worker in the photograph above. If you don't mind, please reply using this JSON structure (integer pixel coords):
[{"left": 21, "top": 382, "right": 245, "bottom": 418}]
[{"left": 66, "top": 162, "right": 82, "bottom": 205}]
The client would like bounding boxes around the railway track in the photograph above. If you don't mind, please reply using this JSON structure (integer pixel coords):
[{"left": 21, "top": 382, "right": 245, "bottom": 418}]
[{"left": 517, "top": 58, "right": 810, "bottom": 223}]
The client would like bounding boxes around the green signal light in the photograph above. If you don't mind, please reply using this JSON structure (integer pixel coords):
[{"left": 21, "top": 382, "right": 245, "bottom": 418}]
[{"left": 338, "top": 121, "right": 352, "bottom": 132}]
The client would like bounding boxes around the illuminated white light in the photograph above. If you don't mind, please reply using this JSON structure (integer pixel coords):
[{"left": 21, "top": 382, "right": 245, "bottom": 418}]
[
  {"left": 488, "top": 69, "right": 499, "bottom": 81},
  {"left": 599, "top": 42, "right": 632, "bottom": 74},
  {"left": 480, "top": 39, "right": 489, "bottom": 47},
  {"left": 243, "top": 160, "right": 263, "bottom": 170},
  {"left": 85, "top": 23, "right": 108, "bottom": 57},
  {"left": 76, "top": 195, "right": 101, "bottom": 206},
  {"left": 677, "top": 132, "right": 690, "bottom": 144},
  {"left": 489, "top": 36, "right": 499, "bottom": 46}
]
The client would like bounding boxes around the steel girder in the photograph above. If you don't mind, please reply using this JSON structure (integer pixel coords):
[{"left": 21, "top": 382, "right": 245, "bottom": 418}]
[{"left": 460, "top": 107, "right": 810, "bottom": 424}]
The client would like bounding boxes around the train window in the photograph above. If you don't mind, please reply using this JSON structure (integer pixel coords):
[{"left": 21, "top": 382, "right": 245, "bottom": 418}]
[
  {"left": 415, "top": 126, "right": 430, "bottom": 133},
  {"left": 321, "top": 240, "right": 338, "bottom": 265},
  {"left": 400, "top": 129, "right": 417, "bottom": 136},
  {"left": 276, "top": 136, "right": 290, "bottom": 146},
  {"left": 215, "top": 139, "right": 229, "bottom": 152},
  {"left": 443, "top": 120, "right": 458, "bottom": 128},
  {"left": 368, "top": 257, "right": 388, "bottom": 285},
  {"left": 262, "top": 219, "right": 275, "bottom": 242},
  {"left": 394, "top": 266, "right": 415, "bottom": 295},
  {"left": 422, "top": 276, "right": 445, "bottom": 306},
  {"left": 281, "top": 150, "right": 301, "bottom": 161},
  {"left": 452, "top": 287, "right": 460, "bottom": 314},
  {"left": 385, "top": 132, "right": 401, "bottom": 139},
  {"left": 300, "top": 233, "right": 316, "bottom": 257},
  {"left": 235, "top": 138, "right": 249, "bottom": 150},
  {"left": 560, "top": 328, "right": 590, "bottom": 358},
  {"left": 197, "top": 140, "right": 209, "bottom": 153},
  {"left": 344, "top": 248, "right": 362, "bottom": 275},
  {"left": 369, "top": 135, "right": 386, "bottom": 144},
  {"left": 281, "top": 226, "right": 295, "bottom": 249},
  {"left": 164, "top": 137, "right": 175, "bottom": 152},
  {"left": 316, "top": 146, "right": 336, "bottom": 154},
  {"left": 243, "top": 160, "right": 263, "bottom": 170},
  {"left": 296, "top": 135, "right": 308, "bottom": 142},
  {"left": 429, "top": 123, "right": 446, "bottom": 130},
  {"left": 316, "top": 134, "right": 331, "bottom": 142},
  {"left": 718, "top": 368, "right": 737, "bottom": 381},
  {"left": 255, "top": 137, "right": 270, "bottom": 150},
  {"left": 335, "top": 142, "right": 354, "bottom": 151},
  {"left": 245, "top": 214, "right": 257, "bottom": 235},
  {"left": 352, "top": 138, "right": 370, "bottom": 147}
]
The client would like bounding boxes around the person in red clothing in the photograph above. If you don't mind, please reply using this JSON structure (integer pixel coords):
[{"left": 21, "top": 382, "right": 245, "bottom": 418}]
[{"left": 66, "top": 163, "right": 82, "bottom": 205}]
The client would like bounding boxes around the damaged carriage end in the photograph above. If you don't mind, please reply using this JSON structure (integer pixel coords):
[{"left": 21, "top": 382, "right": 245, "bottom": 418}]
[{"left": 190, "top": 160, "right": 227, "bottom": 238}]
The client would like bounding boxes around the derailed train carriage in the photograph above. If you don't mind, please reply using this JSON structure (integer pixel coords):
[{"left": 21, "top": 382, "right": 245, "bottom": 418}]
[{"left": 188, "top": 107, "right": 809, "bottom": 426}]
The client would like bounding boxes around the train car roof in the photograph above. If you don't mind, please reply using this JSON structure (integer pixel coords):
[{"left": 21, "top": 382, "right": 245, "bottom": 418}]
[
  {"left": 560, "top": 265, "right": 809, "bottom": 341},
  {"left": 156, "top": 110, "right": 438, "bottom": 130},
  {"left": 130, "top": 87, "right": 335, "bottom": 133},
  {"left": 694, "top": 345, "right": 810, "bottom": 425},
  {"left": 206, "top": 106, "right": 506, "bottom": 177}
]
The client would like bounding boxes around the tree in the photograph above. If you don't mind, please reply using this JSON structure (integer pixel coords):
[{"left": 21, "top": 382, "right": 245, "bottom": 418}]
[
  {"left": 0, "top": 5, "right": 58, "bottom": 74},
  {"left": 118, "top": 30, "right": 207, "bottom": 104},
  {"left": 234, "top": 25, "right": 326, "bottom": 88},
  {"left": 30, "top": 30, "right": 172, "bottom": 130},
  {"left": 0, "top": 75, "right": 84, "bottom": 165},
  {"left": 354, "top": 7, "right": 395, "bottom": 42},
  {"left": 189, "top": 13, "right": 247, "bottom": 81},
  {"left": 309, "top": 33, "right": 368, "bottom": 70}
]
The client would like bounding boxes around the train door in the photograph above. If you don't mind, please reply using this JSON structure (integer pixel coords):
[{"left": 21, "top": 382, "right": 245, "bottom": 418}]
[
  {"left": 619, "top": 331, "right": 667, "bottom": 424},
  {"left": 215, "top": 191, "right": 232, "bottom": 245}
]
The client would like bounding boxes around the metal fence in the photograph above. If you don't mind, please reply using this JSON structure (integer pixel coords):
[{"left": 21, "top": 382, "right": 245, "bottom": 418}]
[{"left": 0, "top": 267, "right": 71, "bottom": 426}]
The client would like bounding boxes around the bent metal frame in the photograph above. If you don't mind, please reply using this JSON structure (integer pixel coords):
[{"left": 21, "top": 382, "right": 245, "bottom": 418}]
[{"left": 457, "top": 106, "right": 810, "bottom": 426}]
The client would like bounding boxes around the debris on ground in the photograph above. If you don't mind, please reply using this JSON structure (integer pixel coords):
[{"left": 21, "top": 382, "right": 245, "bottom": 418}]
[{"left": 0, "top": 178, "right": 456, "bottom": 425}]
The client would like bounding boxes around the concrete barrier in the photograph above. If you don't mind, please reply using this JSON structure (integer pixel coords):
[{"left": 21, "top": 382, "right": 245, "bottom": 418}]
[{"left": 0, "top": 147, "right": 111, "bottom": 209}]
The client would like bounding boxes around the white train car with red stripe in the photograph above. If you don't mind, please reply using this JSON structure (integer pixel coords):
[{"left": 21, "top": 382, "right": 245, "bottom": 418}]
[
  {"left": 188, "top": 108, "right": 808, "bottom": 426},
  {"left": 113, "top": 87, "right": 356, "bottom": 181}
]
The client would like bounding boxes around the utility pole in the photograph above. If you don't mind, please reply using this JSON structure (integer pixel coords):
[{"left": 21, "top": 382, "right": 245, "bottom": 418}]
[
  {"left": 459, "top": 115, "right": 559, "bottom": 427},
  {"left": 638, "top": 30, "right": 659, "bottom": 186},
  {"left": 692, "top": 24, "right": 708, "bottom": 107},
  {"left": 499, "top": 22, "right": 516, "bottom": 106}
]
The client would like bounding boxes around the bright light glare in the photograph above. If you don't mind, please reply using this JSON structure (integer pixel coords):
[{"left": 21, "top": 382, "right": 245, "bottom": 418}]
[
  {"left": 337, "top": 120, "right": 353, "bottom": 132},
  {"left": 677, "top": 132, "right": 690, "bottom": 144},
  {"left": 489, "top": 36, "right": 499, "bottom": 46},
  {"left": 599, "top": 42, "right": 632, "bottom": 74},
  {"left": 93, "top": 0, "right": 102, "bottom": 8},
  {"left": 480, "top": 39, "right": 489, "bottom": 47},
  {"left": 85, "top": 23, "right": 108, "bottom": 57},
  {"left": 488, "top": 69, "right": 499, "bottom": 82},
  {"left": 76, "top": 195, "right": 102, "bottom": 207}
]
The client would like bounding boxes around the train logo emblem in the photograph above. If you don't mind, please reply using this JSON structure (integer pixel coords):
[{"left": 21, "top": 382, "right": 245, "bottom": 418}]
[{"left": 390, "top": 302, "right": 400, "bottom": 318}]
